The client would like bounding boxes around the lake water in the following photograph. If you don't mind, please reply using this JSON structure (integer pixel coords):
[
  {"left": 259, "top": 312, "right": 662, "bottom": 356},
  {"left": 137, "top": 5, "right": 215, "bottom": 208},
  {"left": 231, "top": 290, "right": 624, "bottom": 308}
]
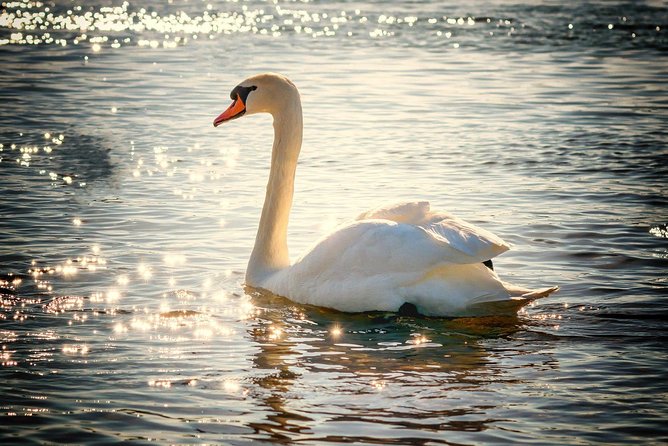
[{"left": 1, "top": 0, "right": 667, "bottom": 444}]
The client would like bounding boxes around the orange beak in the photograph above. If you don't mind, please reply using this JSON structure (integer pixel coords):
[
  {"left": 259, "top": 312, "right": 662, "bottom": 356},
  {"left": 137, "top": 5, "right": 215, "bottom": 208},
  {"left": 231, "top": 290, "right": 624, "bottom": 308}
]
[{"left": 213, "top": 94, "right": 246, "bottom": 127}]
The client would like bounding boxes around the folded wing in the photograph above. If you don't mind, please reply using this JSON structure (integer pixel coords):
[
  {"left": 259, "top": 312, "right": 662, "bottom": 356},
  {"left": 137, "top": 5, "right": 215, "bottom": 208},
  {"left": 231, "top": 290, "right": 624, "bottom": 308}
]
[{"left": 357, "top": 201, "right": 510, "bottom": 264}]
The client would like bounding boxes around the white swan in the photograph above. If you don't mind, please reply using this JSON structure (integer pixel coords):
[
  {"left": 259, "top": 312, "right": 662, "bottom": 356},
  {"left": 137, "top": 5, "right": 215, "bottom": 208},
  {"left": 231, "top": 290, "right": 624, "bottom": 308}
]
[{"left": 213, "top": 73, "right": 558, "bottom": 317}]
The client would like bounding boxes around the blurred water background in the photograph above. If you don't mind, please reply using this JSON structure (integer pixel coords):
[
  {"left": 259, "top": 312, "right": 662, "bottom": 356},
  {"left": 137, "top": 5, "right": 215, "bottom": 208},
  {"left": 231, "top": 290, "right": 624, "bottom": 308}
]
[{"left": 1, "top": 0, "right": 667, "bottom": 444}]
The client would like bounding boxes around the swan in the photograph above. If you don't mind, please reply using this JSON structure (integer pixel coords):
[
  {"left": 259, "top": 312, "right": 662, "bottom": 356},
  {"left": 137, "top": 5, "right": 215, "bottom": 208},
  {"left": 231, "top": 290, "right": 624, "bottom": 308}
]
[{"left": 213, "top": 73, "right": 558, "bottom": 317}]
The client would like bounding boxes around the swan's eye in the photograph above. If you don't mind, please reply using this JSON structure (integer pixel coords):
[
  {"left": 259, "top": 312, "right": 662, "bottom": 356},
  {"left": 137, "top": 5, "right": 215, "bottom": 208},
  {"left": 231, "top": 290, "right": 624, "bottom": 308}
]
[{"left": 229, "top": 85, "right": 257, "bottom": 103}]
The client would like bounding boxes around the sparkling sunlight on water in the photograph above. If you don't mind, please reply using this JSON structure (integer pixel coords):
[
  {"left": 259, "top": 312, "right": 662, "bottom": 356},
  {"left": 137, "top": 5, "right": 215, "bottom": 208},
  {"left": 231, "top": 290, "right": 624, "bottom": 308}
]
[{"left": 1, "top": 0, "right": 667, "bottom": 444}]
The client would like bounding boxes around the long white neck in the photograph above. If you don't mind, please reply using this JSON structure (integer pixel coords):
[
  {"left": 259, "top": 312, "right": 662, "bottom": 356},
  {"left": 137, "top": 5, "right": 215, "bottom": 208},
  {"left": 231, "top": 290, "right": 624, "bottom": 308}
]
[{"left": 246, "top": 98, "right": 303, "bottom": 286}]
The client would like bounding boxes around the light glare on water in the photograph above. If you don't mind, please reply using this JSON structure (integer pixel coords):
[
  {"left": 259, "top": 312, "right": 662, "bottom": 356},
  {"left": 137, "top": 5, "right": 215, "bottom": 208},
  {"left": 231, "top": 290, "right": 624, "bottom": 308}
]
[{"left": 1, "top": 0, "right": 668, "bottom": 444}]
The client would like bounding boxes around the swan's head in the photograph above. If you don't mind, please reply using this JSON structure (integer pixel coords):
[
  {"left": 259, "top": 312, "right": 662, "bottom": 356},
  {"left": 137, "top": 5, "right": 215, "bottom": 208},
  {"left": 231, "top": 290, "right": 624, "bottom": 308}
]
[{"left": 213, "top": 73, "right": 299, "bottom": 127}]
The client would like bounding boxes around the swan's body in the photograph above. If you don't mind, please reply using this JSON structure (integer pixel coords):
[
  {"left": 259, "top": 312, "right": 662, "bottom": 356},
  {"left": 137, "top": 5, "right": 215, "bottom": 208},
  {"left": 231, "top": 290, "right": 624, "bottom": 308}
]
[{"left": 214, "top": 73, "right": 557, "bottom": 317}]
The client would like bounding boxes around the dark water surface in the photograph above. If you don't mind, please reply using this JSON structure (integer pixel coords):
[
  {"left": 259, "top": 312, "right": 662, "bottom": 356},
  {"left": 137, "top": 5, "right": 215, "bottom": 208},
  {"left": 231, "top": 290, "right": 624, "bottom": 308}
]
[{"left": 1, "top": 0, "right": 667, "bottom": 444}]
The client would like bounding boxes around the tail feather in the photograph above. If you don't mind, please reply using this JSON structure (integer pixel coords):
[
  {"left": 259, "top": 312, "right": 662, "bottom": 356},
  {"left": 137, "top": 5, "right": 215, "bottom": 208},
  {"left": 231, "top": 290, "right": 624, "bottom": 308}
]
[
  {"left": 520, "top": 285, "right": 559, "bottom": 300},
  {"left": 502, "top": 281, "right": 559, "bottom": 299},
  {"left": 464, "top": 285, "right": 559, "bottom": 317}
]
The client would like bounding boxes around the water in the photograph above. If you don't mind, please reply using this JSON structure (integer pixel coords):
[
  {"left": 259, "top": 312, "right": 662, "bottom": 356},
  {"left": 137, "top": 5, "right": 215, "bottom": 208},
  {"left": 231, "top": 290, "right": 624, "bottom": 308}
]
[{"left": 1, "top": 0, "right": 667, "bottom": 444}]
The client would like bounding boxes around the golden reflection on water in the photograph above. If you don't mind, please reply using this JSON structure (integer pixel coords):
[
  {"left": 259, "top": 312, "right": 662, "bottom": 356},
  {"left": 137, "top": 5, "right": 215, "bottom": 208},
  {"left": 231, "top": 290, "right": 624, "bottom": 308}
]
[
  {"left": 163, "top": 252, "right": 187, "bottom": 267},
  {"left": 137, "top": 263, "right": 152, "bottom": 281},
  {"left": 329, "top": 324, "right": 342, "bottom": 338},
  {"left": 247, "top": 287, "right": 499, "bottom": 371},
  {"left": 101, "top": 291, "right": 256, "bottom": 343},
  {"left": 236, "top": 286, "right": 524, "bottom": 442},
  {"left": 62, "top": 344, "right": 89, "bottom": 355},
  {"left": 0, "top": 0, "right": 539, "bottom": 54},
  {"left": 148, "top": 379, "right": 172, "bottom": 389},
  {"left": 0, "top": 0, "right": 666, "bottom": 440},
  {"left": 1, "top": 346, "right": 17, "bottom": 367}
]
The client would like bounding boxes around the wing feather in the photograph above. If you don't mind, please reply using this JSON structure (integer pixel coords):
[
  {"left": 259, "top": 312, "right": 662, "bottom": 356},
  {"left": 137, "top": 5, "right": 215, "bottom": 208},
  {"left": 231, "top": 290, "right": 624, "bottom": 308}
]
[{"left": 357, "top": 201, "right": 509, "bottom": 263}]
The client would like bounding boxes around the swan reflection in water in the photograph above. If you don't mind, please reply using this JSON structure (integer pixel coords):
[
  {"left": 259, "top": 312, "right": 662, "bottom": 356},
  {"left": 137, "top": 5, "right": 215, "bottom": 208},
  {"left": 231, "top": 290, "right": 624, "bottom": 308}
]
[{"left": 243, "top": 286, "right": 550, "bottom": 444}]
